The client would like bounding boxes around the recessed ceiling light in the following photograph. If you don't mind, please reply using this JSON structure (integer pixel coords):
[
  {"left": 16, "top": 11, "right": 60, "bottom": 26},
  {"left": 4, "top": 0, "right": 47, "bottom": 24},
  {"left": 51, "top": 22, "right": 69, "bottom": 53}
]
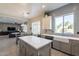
[{"left": 42, "top": 5, "right": 46, "bottom": 8}]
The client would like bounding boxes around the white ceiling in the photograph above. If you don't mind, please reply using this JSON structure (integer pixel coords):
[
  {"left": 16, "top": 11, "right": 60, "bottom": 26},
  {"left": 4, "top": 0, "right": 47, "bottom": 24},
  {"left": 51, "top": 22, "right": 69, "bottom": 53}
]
[
  {"left": 31, "top": 3, "right": 68, "bottom": 12},
  {"left": 0, "top": 3, "right": 68, "bottom": 24}
]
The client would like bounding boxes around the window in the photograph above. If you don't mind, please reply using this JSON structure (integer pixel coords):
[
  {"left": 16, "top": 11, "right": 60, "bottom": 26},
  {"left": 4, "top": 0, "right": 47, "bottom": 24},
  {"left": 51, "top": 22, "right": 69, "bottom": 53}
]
[
  {"left": 64, "top": 14, "right": 74, "bottom": 34},
  {"left": 55, "top": 13, "right": 74, "bottom": 34},
  {"left": 32, "top": 21, "right": 40, "bottom": 34},
  {"left": 55, "top": 16, "right": 63, "bottom": 33},
  {"left": 21, "top": 24, "right": 27, "bottom": 32}
]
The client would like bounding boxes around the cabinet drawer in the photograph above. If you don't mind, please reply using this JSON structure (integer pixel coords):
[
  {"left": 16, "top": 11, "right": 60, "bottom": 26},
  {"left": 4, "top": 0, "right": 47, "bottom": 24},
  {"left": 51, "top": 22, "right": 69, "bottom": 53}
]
[
  {"left": 71, "top": 44, "right": 79, "bottom": 55},
  {"left": 60, "top": 42, "right": 70, "bottom": 54},
  {"left": 70, "top": 40, "right": 79, "bottom": 55},
  {"left": 53, "top": 39, "right": 70, "bottom": 54},
  {"left": 70, "top": 40, "right": 79, "bottom": 45},
  {"left": 53, "top": 40, "right": 61, "bottom": 50}
]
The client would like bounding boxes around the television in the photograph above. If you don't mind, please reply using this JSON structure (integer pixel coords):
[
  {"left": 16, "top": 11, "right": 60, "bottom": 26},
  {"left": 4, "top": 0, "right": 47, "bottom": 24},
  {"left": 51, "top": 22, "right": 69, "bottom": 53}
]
[{"left": 7, "top": 27, "right": 16, "bottom": 31}]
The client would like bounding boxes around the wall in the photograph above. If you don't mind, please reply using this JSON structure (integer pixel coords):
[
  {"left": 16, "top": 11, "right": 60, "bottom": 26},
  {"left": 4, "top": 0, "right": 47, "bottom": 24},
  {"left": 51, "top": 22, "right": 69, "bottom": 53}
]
[
  {"left": 27, "top": 3, "right": 79, "bottom": 35},
  {"left": 0, "top": 23, "right": 20, "bottom": 31},
  {"left": 49, "top": 3, "right": 79, "bottom": 35},
  {"left": 26, "top": 15, "right": 43, "bottom": 34},
  {"left": 26, "top": 12, "right": 54, "bottom": 34}
]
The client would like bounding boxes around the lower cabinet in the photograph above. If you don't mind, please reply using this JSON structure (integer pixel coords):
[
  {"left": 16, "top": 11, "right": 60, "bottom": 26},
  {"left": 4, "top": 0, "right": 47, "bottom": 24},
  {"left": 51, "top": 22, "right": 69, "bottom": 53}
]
[
  {"left": 19, "top": 40, "right": 38, "bottom": 56},
  {"left": 53, "top": 38, "right": 79, "bottom": 55},
  {"left": 60, "top": 41, "right": 71, "bottom": 54},
  {"left": 70, "top": 40, "right": 79, "bottom": 56},
  {"left": 53, "top": 40, "right": 61, "bottom": 50},
  {"left": 18, "top": 40, "right": 26, "bottom": 56},
  {"left": 53, "top": 39, "right": 71, "bottom": 54},
  {"left": 18, "top": 39, "right": 51, "bottom": 56},
  {"left": 39, "top": 35, "right": 79, "bottom": 56}
]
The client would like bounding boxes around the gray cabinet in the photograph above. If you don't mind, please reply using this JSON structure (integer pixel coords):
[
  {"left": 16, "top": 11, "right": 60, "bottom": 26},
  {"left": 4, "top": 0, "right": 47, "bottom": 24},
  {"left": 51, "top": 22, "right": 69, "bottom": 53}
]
[
  {"left": 60, "top": 41, "right": 71, "bottom": 54},
  {"left": 53, "top": 38, "right": 70, "bottom": 54},
  {"left": 19, "top": 40, "right": 38, "bottom": 56},
  {"left": 41, "top": 34, "right": 79, "bottom": 55},
  {"left": 53, "top": 38, "right": 79, "bottom": 55},
  {"left": 18, "top": 39, "right": 51, "bottom": 56},
  {"left": 18, "top": 40, "right": 26, "bottom": 56},
  {"left": 53, "top": 40, "right": 61, "bottom": 50},
  {"left": 70, "top": 40, "right": 79, "bottom": 55}
]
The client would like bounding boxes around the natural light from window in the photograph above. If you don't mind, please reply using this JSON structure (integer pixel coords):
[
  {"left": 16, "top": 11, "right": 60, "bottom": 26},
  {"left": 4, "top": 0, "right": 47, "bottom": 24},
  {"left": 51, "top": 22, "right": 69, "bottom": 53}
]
[
  {"left": 55, "top": 13, "right": 74, "bottom": 34},
  {"left": 21, "top": 24, "right": 27, "bottom": 33},
  {"left": 32, "top": 21, "right": 40, "bottom": 35}
]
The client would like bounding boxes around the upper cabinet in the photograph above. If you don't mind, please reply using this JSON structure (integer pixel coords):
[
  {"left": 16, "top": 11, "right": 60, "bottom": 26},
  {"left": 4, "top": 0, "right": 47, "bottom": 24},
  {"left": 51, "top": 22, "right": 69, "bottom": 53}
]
[{"left": 42, "top": 15, "right": 52, "bottom": 29}]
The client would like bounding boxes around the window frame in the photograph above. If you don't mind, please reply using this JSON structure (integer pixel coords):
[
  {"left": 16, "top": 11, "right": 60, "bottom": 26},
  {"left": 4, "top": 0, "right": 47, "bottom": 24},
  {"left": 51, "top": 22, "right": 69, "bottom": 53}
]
[
  {"left": 54, "top": 13, "right": 74, "bottom": 35},
  {"left": 32, "top": 21, "right": 41, "bottom": 35},
  {"left": 21, "top": 24, "right": 27, "bottom": 33}
]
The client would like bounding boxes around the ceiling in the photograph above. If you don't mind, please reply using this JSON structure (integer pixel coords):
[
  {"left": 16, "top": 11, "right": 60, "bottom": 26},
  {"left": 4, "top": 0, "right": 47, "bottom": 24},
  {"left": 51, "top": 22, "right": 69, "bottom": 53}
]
[{"left": 0, "top": 3, "right": 68, "bottom": 24}]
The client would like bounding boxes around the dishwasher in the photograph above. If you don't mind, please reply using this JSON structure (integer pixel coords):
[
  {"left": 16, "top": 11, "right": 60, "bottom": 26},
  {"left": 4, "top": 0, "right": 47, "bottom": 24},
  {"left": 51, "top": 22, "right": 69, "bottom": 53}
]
[{"left": 45, "top": 36, "right": 53, "bottom": 48}]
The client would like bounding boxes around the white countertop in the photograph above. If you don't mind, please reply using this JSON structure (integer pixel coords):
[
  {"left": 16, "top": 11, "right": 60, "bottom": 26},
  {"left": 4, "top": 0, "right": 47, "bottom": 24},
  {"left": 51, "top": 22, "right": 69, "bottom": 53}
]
[
  {"left": 41, "top": 34, "right": 79, "bottom": 41},
  {"left": 18, "top": 36, "right": 52, "bottom": 50}
]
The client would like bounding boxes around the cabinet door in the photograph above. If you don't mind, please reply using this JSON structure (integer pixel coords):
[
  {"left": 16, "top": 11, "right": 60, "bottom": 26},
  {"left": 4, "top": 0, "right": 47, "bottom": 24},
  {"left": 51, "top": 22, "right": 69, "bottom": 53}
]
[
  {"left": 70, "top": 40, "right": 79, "bottom": 55},
  {"left": 53, "top": 40, "right": 70, "bottom": 54},
  {"left": 53, "top": 40, "right": 60, "bottom": 50},
  {"left": 71, "top": 45, "right": 79, "bottom": 55},
  {"left": 18, "top": 40, "right": 26, "bottom": 56},
  {"left": 38, "top": 44, "right": 51, "bottom": 56},
  {"left": 60, "top": 42, "right": 70, "bottom": 54},
  {"left": 42, "top": 16, "right": 52, "bottom": 29}
]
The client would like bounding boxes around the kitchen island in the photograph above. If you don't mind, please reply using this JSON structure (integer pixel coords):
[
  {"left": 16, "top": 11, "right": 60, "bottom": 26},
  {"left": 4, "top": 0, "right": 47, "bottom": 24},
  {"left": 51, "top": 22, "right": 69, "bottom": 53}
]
[{"left": 18, "top": 36, "right": 52, "bottom": 56}]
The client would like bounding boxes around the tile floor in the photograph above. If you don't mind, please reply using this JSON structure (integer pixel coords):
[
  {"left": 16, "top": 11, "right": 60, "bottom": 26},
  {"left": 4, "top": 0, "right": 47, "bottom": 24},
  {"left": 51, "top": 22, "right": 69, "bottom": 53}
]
[{"left": 0, "top": 35, "right": 68, "bottom": 56}]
